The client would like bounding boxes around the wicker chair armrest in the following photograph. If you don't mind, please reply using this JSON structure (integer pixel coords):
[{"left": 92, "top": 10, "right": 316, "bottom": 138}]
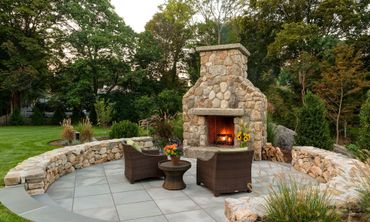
[
  {"left": 142, "top": 149, "right": 161, "bottom": 155},
  {"left": 140, "top": 152, "right": 166, "bottom": 159},
  {"left": 141, "top": 152, "right": 166, "bottom": 158}
]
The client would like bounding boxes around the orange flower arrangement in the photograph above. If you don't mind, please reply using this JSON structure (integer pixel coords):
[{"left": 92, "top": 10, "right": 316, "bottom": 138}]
[{"left": 163, "top": 144, "right": 182, "bottom": 157}]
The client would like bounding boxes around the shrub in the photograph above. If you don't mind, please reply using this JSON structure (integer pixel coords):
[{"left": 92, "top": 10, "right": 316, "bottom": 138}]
[
  {"left": 95, "top": 99, "right": 113, "bottom": 127},
  {"left": 31, "top": 107, "right": 44, "bottom": 125},
  {"left": 264, "top": 179, "right": 340, "bottom": 222},
  {"left": 139, "top": 126, "right": 154, "bottom": 137},
  {"left": 134, "top": 96, "right": 156, "bottom": 120},
  {"left": 9, "top": 109, "right": 24, "bottom": 125},
  {"left": 61, "top": 118, "right": 74, "bottom": 144},
  {"left": 358, "top": 90, "right": 370, "bottom": 150},
  {"left": 346, "top": 144, "right": 370, "bottom": 162},
  {"left": 295, "top": 92, "right": 333, "bottom": 150},
  {"left": 157, "top": 89, "right": 182, "bottom": 116},
  {"left": 169, "top": 114, "right": 183, "bottom": 140},
  {"left": 110, "top": 120, "right": 139, "bottom": 138},
  {"left": 52, "top": 108, "right": 65, "bottom": 125},
  {"left": 76, "top": 117, "right": 93, "bottom": 143},
  {"left": 151, "top": 118, "right": 174, "bottom": 148}
]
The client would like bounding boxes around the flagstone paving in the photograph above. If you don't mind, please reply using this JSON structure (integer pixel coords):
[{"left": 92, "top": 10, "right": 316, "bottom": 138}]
[{"left": 33, "top": 159, "right": 317, "bottom": 222}]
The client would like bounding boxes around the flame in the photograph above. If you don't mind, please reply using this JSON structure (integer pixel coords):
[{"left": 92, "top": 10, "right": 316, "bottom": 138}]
[
  {"left": 219, "top": 128, "right": 232, "bottom": 135},
  {"left": 217, "top": 128, "right": 234, "bottom": 144}
]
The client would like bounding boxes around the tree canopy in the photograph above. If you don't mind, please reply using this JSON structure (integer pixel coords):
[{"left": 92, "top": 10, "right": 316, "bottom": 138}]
[{"left": 0, "top": 0, "right": 369, "bottom": 146}]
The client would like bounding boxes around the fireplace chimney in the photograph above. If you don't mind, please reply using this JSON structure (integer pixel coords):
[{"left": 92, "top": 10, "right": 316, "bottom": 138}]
[{"left": 197, "top": 43, "right": 250, "bottom": 79}]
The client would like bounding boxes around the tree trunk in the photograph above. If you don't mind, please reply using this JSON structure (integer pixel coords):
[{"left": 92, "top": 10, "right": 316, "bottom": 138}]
[
  {"left": 336, "top": 87, "right": 344, "bottom": 144},
  {"left": 217, "top": 29, "right": 221, "bottom": 44},
  {"left": 217, "top": 23, "right": 223, "bottom": 44},
  {"left": 299, "top": 71, "right": 306, "bottom": 104},
  {"left": 10, "top": 91, "right": 21, "bottom": 114}
]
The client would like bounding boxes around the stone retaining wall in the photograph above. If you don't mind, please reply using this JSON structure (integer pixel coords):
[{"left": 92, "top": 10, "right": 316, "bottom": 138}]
[
  {"left": 225, "top": 146, "right": 369, "bottom": 221},
  {"left": 4, "top": 137, "right": 153, "bottom": 195}
]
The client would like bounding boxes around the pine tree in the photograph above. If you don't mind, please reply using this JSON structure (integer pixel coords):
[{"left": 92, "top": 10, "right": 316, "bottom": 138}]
[
  {"left": 358, "top": 91, "right": 370, "bottom": 150},
  {"left": 295, "top": 92, "right": 333, "bottom": 150}
]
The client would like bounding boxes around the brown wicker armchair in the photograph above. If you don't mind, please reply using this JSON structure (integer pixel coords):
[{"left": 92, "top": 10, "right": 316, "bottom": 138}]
[
  {"left": 196, "top": 150, "right": 254, "bottom": 196},
  {"left": 122, "top": 144, "right": 167, "bottom": 183}
]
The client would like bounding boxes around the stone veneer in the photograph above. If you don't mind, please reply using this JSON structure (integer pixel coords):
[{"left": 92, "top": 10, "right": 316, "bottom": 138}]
[
  {"left": 4, "top": 137, "right": 153, "bottom": 195},
  {"left": 225, "top": 146, "right": 369, "bottom": 221},
  {"left": 183, "top": 44, "right": 267, "bottom": 160}
]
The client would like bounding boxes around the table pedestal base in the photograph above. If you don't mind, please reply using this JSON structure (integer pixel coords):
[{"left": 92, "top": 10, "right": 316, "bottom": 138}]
[{"left": 162, "top": 171, "right": 187, "bottom": 190}]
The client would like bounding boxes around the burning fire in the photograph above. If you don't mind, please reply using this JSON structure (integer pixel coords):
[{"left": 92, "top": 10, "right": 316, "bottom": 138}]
[{"left": 216, "top": 128, "right": 234, "bottom": 145}]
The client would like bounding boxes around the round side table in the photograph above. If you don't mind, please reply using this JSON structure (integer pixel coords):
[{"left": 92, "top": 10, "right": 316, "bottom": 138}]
[{"left": 158, "top": 160, "right": 191, "bottom": 190}]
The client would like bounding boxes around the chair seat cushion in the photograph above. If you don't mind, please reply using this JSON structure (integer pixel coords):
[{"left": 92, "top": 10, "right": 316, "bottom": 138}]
[
  {"left": 218, "top": 147, "right": 249, "bottom": 152},
  {"left": 126, "top": 139, "right": 141, "bottom": 152}
]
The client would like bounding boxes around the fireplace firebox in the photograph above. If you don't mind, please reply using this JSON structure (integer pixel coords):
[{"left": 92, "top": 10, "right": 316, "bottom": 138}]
[{"left": 207, "top": 116, "right": 234, "bottom": 146}]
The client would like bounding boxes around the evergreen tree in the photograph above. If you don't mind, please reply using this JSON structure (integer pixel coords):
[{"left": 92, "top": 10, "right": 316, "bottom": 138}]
[
  {"left": 358, "top": 91, "right": 370, "bottom": 150},
  {"left": 295, "top": 92, "right": 333, "bottom": 150}
]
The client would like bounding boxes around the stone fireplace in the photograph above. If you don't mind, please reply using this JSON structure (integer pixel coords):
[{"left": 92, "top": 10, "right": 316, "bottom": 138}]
[{"left": 183, "top": 44, "right": 267, "bottom": 160}]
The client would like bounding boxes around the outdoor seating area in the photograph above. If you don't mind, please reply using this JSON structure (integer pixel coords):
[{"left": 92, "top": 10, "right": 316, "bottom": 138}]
[
  {"left": 2, "top": 136, "right": 368, "bottom": 222},
  {"left": 32, "top": 157, "right": 316, "bottom": 222}
]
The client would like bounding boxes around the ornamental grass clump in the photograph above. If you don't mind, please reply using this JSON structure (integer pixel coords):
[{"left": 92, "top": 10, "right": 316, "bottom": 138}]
[
  {"left": 76, "top": 117, "right": 93, "bottom": 143},
  {"left": 264, "top": 179, "right": 339, "bottom": 222},
  {"left": 355, "top": 162, "right": 370, "bottom": 220},
  {"left": 61, "top": 118, "right": 74, "bottom": 144}
]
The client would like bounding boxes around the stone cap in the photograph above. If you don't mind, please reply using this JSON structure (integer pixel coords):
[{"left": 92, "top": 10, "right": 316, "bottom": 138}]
[
  {"left": 189, "top": 108, "right": 244, "bottom": 116},
  {"left": 196, "top": 43, "right": 251, "bottom": 57}
]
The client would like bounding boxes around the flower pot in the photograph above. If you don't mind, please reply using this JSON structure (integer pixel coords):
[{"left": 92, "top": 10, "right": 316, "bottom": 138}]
[{"left": 171, "top": 156, "right": 180, "bottom": 165}]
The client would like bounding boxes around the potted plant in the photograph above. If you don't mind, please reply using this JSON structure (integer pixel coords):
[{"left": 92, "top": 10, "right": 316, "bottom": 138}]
[
  {"left": 163, "top": 143, "right": 183, "bottom": 165},
  {"left": 236, "top": 123, "right": 252, "bottom": 148}
]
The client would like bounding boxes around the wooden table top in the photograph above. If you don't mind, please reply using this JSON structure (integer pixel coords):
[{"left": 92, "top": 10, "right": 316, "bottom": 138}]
[{"left": 158, "top": 160, "right": 191, "bottom": 171}]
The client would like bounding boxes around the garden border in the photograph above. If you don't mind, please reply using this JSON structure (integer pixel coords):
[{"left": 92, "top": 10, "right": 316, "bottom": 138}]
[{"left": 4, "top": 137, "right": 153, "bottom": 195}]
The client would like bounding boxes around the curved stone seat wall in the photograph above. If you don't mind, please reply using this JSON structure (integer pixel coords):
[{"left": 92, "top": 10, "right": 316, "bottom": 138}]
[
  {"left": 225, "top": 146, "right": 369, "bottom": 222},
  {"left": 4, "top": 137, "right": 153, "bottom": 195}
]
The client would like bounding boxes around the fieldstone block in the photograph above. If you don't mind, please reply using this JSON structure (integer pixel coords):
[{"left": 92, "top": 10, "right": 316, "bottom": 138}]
[
  {"left": 4, "top": 171, "right": 21, "bottom": 186},
  {"left": 28, "top": 181, "right": 44, "bottom": 190}
]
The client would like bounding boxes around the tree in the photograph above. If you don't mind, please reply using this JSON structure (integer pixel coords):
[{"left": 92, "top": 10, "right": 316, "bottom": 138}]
[
  {"left": 358, "top": 91, "right": 370, "bottom": 150},
  {"left": 156, "top": 89, "right": 182, "bottom": 116},
  {"left": 282, "top": 51, "right": 320, "bottom": 104},
  {"left": 314, "top": 44, "right": 370, "bottom": 144},
  {"left": 0, "top": 0, "right": 57, "bottom": 113},
  {"left": 52, "top": 0, "right": 135, "bottom": 115},
  {"left": 94, "top": 99, "right": 113, "bottom": 127},
  {"left": 145, "top": 0, "right": 195, "bottom": 89},
  {"left": 191, "top": 0, "right": 247, "bottom": 44},
  {"left": 295, "top": 92, "right": 333, "bottom": 150}
]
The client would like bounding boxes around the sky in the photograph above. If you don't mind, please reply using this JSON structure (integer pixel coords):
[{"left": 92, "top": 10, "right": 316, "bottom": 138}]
[{"left": 111, "top": 0, "right": 165, "bottom": 33}]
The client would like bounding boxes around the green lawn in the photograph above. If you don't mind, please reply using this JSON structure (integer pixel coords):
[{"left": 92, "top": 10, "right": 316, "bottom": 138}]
[{"left": 0, "top": 126, "right": 110, "bottom": 222}]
